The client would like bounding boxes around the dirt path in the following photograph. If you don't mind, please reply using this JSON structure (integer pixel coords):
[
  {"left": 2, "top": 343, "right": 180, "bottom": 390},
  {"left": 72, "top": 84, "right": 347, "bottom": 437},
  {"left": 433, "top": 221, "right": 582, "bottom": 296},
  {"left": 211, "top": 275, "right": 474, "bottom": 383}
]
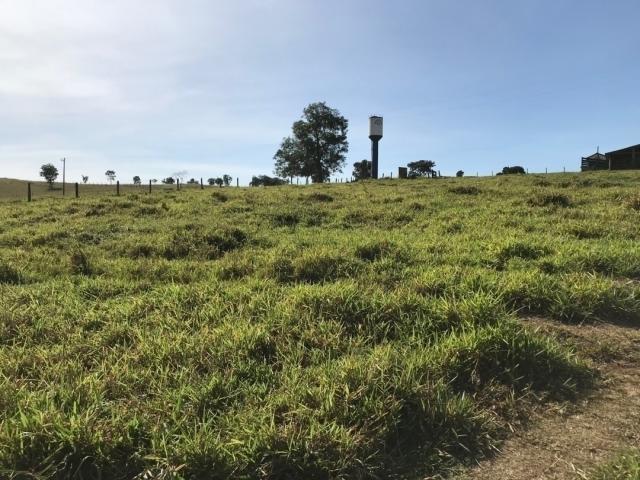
[{"left": 459, "top": 317, "right": 640, "bottom": 480}]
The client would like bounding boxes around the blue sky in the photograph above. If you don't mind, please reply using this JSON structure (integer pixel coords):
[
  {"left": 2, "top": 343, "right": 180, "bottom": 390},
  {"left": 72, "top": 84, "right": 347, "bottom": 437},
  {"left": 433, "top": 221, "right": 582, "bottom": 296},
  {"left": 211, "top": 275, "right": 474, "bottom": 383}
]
[{"left": 1, "top": 0, "right": 638, "bottom": 184}]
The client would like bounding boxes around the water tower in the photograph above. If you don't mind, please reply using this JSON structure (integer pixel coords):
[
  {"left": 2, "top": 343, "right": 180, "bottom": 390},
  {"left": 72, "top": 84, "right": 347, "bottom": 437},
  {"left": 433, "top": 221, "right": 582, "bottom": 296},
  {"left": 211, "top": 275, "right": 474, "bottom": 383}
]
[{"left": 369, "top": 116, "right": 383, "bottom": 179}]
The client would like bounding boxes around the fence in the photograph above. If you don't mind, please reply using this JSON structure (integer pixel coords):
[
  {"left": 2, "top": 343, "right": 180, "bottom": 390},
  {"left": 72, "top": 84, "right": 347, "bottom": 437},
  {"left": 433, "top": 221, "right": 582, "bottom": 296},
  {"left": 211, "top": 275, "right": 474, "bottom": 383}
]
[
  {"left": 3, "top": 167, "right": 577, "bottom": 202},
  {"left": 0, "top": 177, "right": 247, "bottom": 202}
]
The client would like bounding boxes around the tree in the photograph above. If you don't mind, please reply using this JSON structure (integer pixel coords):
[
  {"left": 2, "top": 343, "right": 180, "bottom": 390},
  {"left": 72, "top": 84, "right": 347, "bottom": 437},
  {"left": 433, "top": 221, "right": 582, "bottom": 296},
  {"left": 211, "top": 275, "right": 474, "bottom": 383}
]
[
  {"left": 82, "top": 175, "right": 89, "bottom": 184},
  {"left": 501, "top": 166, "right": 526, "bottom": 175},
  {"left": 222, "top": 174, "right": 232, "bottom": 186},
  {"left": 214, "top": 177, "right": 224, "bottom": 187},
  {"left": 407, "top": 160, "right": 436, "bottom": 178},
  {"left": 151, "top": 179, "right": 158, "bottom": 184},
  {"left": 273, "top": 102, "right": 349, "bottom": 183},
  {"left": 250, "top": 175, "right": 287, "bottom": 187},
  {"left": 207, "top": 178, "right": 216, "bottom": 186},
  {"left": 187, "top": 178, "right": 198, "bottom": 184},
  {"left": 456, "top": 170, "right": 464, "bottom": 177},
  {"left": 40, "top": 164, "right": 59, "bottom": 189},
  {"left": 274, "top": 136, "right": 305, "bottom": 179},
  {"left": 105, "top": 170, "right": 116, "bottom": 184},
  {"left": 162, "top": 177, "right": 175, "bottom": 184},
  {"left": 133, "top": 176, "right": 141, "bottom": 185},
  {"left": 352, "top": 160, "right": 372, "bottom": 181}
]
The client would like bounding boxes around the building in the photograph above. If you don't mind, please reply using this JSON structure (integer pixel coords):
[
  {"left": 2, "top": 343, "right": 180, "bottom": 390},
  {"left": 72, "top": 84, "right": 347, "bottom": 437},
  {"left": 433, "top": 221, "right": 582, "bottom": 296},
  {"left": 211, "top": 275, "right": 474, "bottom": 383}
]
[
  {"left": 605, "top": 144, "right": 640, "bottom": 170},
  {"left": 581, "top": 144, "right": 640, "bottom": 171},
  {"left": 581, "top": 150, "right": 607, "bottom": 171}
]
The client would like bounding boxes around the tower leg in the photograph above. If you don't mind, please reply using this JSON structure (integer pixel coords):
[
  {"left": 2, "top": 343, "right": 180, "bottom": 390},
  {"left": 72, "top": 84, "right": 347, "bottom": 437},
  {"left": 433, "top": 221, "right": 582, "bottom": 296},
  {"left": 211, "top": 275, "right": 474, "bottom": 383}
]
[{"left": 371, "top": 140, "right": 379, "bottom": 179}]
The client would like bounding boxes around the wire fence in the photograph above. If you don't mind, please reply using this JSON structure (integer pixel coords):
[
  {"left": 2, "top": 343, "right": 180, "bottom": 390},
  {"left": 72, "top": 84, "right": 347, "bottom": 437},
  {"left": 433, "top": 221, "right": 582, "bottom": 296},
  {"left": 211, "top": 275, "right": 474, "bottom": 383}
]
[{"left": 1, "top": 167, "right": 575, "bottom": 203}]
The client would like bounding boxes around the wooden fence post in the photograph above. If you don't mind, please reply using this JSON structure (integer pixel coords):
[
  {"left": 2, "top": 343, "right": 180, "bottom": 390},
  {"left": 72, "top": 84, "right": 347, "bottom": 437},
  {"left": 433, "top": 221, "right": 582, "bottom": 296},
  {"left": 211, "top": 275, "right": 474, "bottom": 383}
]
[
  {"left": 27, "top": 183, "right": 32, "bottom": 202},
  {"left": 236, "top": 178, "right": 239, "bottom": 187},
  {"left": 200, "top": 178, "right": 204, "bottom": 189},
  {"left": 149, "top": 180, "right": 152, "bottom": 194},
  {"left": 116, "top": 181, "right": 120, "bottom": 196},
  {"left": 75, "top": 182, "right": 79, "bottom": 198}
]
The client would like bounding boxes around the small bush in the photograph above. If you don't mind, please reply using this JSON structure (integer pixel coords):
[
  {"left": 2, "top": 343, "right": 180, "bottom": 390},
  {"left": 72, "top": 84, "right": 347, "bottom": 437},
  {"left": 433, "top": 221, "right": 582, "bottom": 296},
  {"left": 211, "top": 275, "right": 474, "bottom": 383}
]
[{"left": 529, "top": 192, "right": 572, "bottom": 208}]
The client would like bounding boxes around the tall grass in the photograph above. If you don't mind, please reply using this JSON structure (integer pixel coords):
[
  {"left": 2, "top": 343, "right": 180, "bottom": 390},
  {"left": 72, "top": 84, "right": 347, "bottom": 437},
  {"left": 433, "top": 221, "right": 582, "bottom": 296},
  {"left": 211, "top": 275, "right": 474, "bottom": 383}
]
[{"left": 0, "top": 171, "right": 639, "bottom": 478}]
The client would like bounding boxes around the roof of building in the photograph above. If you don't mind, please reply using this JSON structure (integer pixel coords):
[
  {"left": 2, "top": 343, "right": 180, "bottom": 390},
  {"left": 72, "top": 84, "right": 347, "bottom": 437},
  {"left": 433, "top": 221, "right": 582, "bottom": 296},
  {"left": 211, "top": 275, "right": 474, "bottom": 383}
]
[
  {"left": 583, "top": 152, "right": 606, "bottom": 160},
  {"left": 606, "top": 144, "right": 640, "bottom": 155}
]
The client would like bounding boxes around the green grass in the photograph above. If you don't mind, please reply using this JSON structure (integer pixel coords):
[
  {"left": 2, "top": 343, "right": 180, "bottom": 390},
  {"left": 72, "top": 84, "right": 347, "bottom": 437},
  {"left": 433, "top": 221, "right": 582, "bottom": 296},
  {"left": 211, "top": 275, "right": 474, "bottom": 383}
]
[
  {"left": 592, "top": 450, "right": 640, "bottom": 479},
  {"left": 1, "top": 171, "right": 639, "bottom": 478}
]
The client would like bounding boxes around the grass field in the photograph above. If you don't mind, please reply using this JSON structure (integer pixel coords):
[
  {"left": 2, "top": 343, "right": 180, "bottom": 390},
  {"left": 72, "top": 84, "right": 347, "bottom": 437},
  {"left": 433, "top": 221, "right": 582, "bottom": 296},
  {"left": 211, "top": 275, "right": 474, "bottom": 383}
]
[
  {"left": 592, "top": 450, "right": 640, "bottom": 479},
  {"left": 1, "top": 171, "right": 639, "bottom": 479}
]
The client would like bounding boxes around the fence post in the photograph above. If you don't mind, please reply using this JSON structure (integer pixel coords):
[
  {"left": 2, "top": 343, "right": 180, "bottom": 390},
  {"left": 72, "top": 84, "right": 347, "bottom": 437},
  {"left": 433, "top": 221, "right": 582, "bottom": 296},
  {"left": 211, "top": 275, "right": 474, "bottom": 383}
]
[
  {"left": 390, "top": 172, "right": 393, "bottom": 179},
  {"left": 149, "top": 180, "right": 152, "bottom": 194},
  {"left": 177, "top": 179, "right": 180, "bottom": 190},
  {"left": 236, "top": 178, "right": 239, "bottom": 187},
  {"left": 545, "top": 168, "right": 548, "bottom": 174},
  {"left": 75, "top": 182, "right": 79, "bottom": 198},
  {"left": 27, "top": 183, "right": 32, "bottom": 202},
  {"left": 200, "top": 178, "right": 204, "bottom": 189}
]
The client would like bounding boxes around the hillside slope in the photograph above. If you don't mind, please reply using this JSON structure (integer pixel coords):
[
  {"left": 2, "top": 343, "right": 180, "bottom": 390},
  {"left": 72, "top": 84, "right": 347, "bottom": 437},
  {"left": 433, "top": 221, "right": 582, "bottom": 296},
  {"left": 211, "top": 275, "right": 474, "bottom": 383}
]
[{"left": 0, "top": 172, "right": 639, "bottom": 479}]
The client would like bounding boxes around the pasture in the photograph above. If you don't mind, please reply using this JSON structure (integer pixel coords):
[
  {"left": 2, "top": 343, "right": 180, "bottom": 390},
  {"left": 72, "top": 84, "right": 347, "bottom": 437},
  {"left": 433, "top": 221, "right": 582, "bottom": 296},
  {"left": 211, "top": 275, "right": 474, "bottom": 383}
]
[{"left": 1, "top": 172, "right": 639, "bottom": 479}]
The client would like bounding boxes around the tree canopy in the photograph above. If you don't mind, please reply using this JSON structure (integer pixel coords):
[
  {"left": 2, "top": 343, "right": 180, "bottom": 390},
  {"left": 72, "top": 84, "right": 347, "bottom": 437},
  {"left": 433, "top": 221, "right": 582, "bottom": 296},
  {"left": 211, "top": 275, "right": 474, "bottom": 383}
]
[
  {"left": 40, "top": 164, "right": 58, "bottom": 189},
  {"left": 500, "top": 166, "right": 526, "bottom": 175},
  {"left": 105, "top": 170, "right": 116, "bottom": 184},
  {"left": 274, "top": 102, "right": 348, "bottom": 183},
  {"left": 352, "top": 160, "right": 372, "bottom": 181},
  {"left": 250, "top": 175, "right": 287, "bottom": 187},
  {"left": 407, "top": 160, "right": 436, "bottom": 178}
]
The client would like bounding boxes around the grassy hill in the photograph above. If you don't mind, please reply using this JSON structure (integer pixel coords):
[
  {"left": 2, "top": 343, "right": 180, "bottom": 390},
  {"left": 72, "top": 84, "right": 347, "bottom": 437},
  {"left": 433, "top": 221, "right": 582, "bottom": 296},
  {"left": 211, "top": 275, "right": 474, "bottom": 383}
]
[{"left": 1, "top": 172, "right": 639, "bottom": 478}]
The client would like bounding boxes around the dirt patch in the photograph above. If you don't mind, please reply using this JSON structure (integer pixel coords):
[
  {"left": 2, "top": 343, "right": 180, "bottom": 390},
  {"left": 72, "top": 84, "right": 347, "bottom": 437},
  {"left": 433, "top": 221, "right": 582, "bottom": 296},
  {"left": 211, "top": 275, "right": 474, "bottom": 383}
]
[{"left": 458, "top": 317, "right": 640, "bottom": 480}]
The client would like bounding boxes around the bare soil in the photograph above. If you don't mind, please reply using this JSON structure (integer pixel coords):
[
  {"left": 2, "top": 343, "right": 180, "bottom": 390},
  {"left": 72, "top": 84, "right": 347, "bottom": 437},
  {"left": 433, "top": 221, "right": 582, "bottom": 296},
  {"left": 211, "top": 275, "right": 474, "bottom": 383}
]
[{"left": 458, "top": 317, "right": 640, "bottom": 480}]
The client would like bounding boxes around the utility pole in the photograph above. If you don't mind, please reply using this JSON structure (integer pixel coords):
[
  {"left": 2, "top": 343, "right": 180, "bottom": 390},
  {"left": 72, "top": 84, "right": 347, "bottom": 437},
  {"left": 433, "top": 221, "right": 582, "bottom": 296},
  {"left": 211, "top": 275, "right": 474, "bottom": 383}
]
[{"left": 61, "top": 157, "right": 66, "bottom": 196}]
